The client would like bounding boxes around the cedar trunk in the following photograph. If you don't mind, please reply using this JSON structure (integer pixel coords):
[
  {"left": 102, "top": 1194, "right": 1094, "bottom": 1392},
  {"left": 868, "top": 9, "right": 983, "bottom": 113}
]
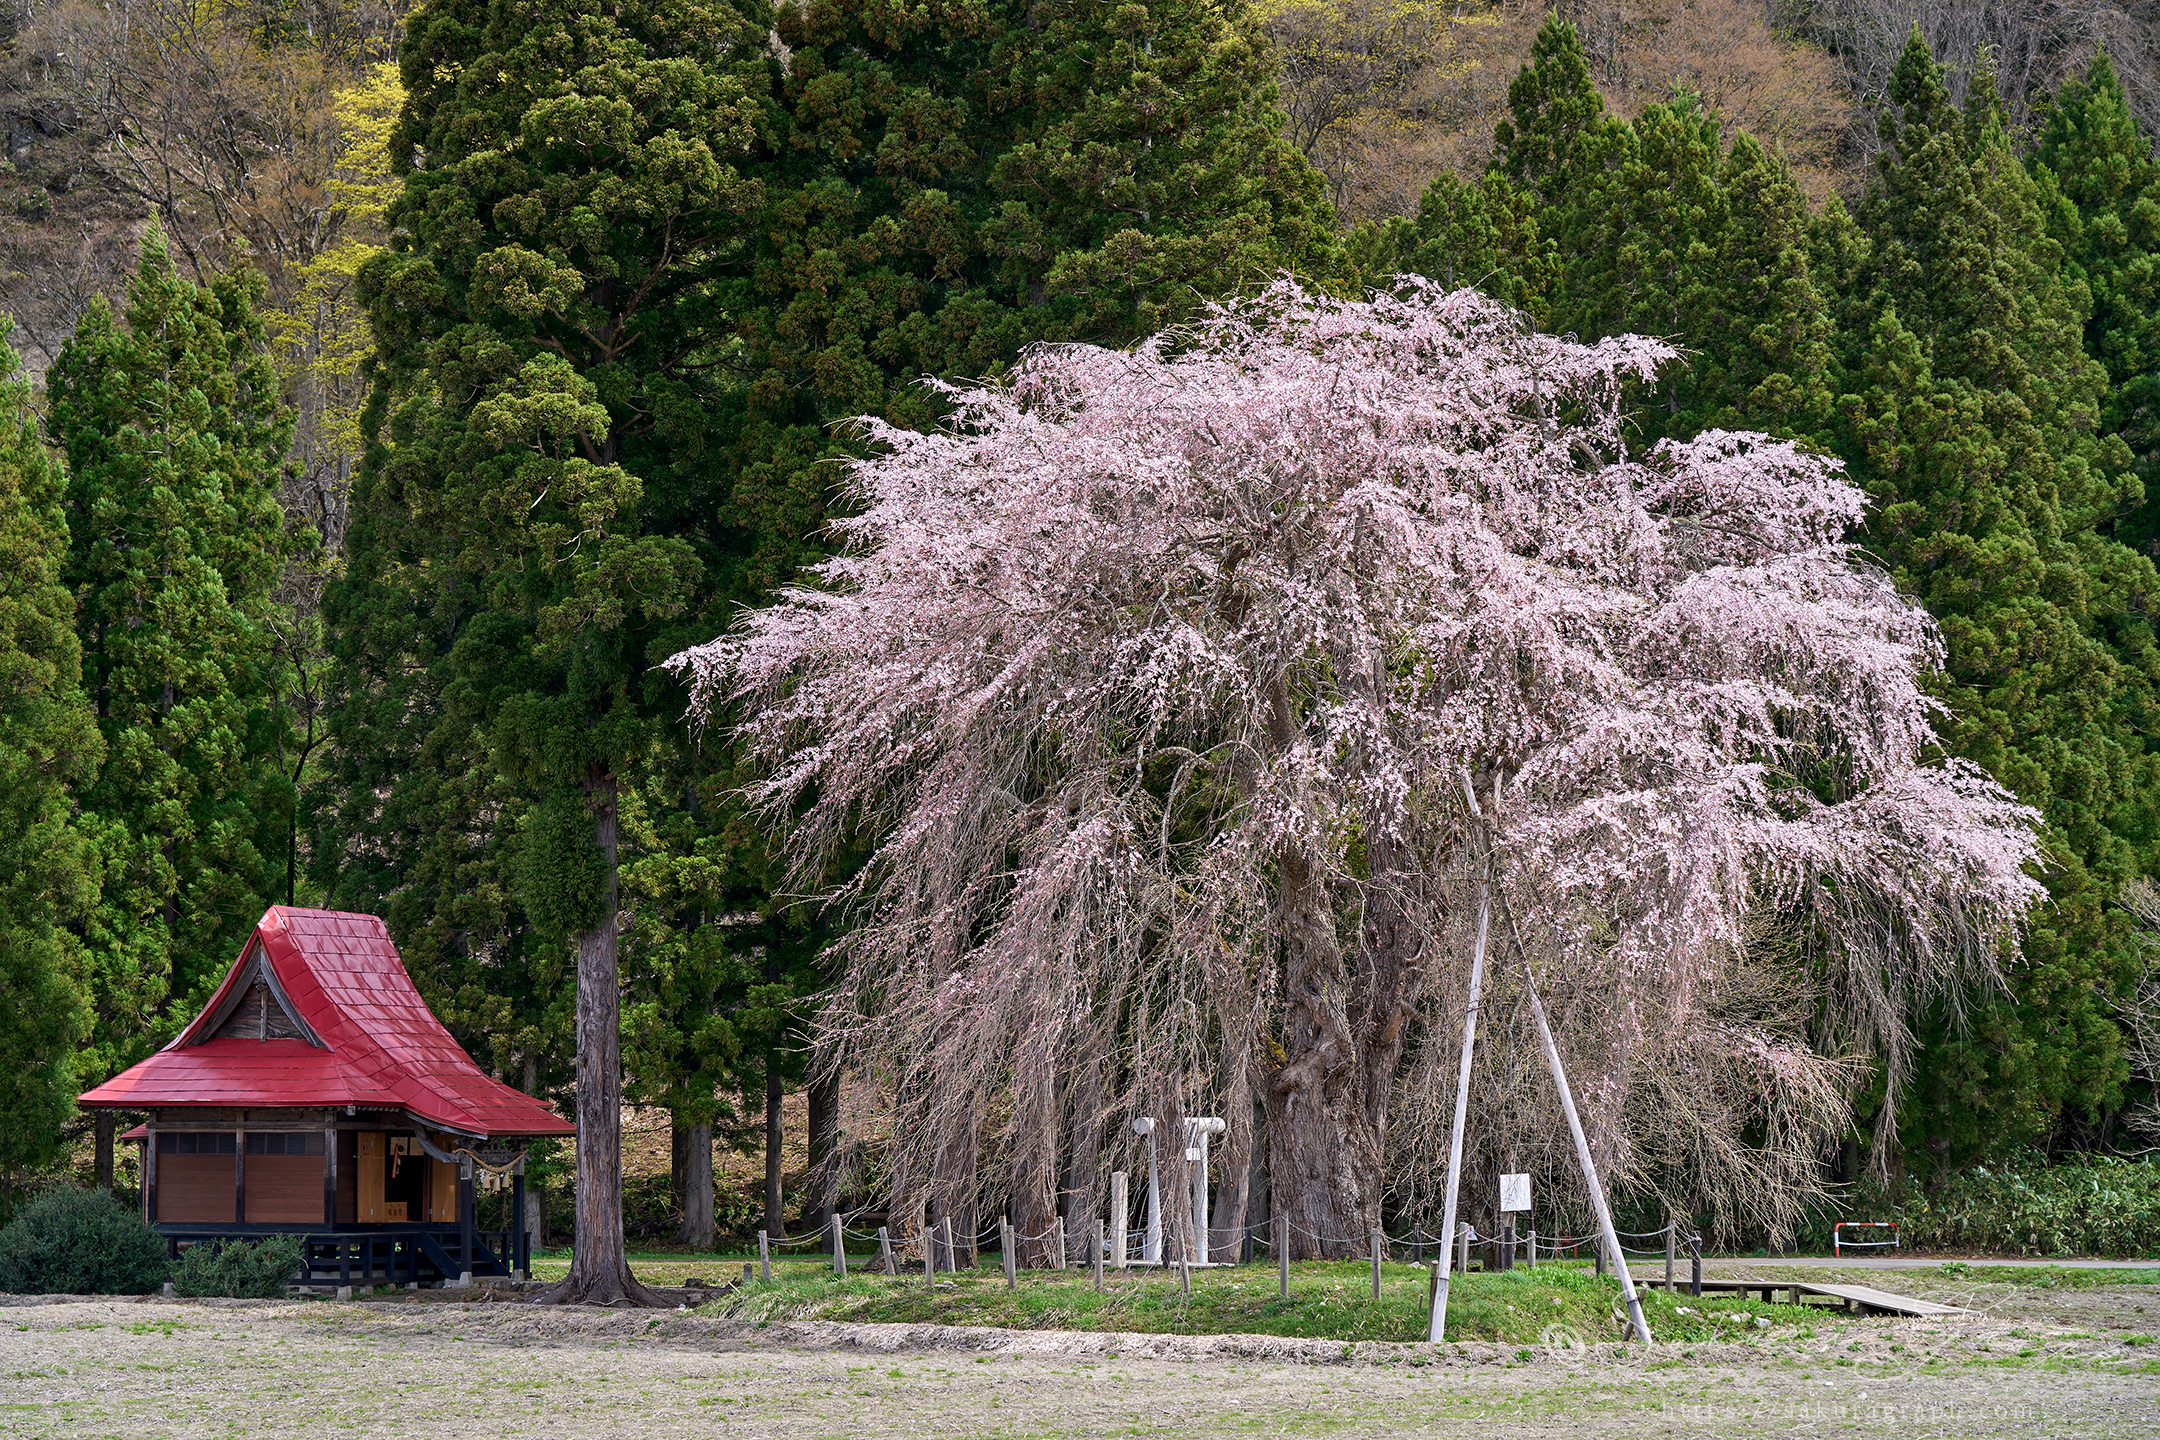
[
  {"left": 538, "top": 767, "right": 662, "bottom": 1306},
  {"left": 94, "top": 1111, "right": 115, "bottom": 1192},
  {"left": 762, "top": 945, "right": 784, "bottom": 1235},
  {"left": 678, "top": 1121, "right": 714, "bottom": 1249}
]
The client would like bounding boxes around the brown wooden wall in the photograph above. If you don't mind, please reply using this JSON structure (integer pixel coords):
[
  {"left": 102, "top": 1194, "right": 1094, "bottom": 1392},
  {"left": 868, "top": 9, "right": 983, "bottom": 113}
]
[
  {"left": 157, "top": 1154, "right": 234, "bottom": 1222},
  {"left": 243, "top": 1154, "right": 321, "bottom": 1223}
]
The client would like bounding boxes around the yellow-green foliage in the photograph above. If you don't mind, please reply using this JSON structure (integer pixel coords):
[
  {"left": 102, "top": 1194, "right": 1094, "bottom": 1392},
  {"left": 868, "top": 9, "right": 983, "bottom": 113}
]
[{"left": 268, "top": 61, "right": 403, "bottom": 508}]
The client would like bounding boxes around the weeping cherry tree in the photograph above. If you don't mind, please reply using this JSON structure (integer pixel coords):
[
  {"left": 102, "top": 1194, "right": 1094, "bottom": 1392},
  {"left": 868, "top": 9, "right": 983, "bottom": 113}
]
[{"left": 671, "top": 279, "right": 2044, "bottom": 1256}]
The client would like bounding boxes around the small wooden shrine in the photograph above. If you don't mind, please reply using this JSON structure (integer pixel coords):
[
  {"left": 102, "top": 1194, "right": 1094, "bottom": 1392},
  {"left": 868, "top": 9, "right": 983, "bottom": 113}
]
[{"left": 78, "top": 907, "right": 574, "bottom": 1287}]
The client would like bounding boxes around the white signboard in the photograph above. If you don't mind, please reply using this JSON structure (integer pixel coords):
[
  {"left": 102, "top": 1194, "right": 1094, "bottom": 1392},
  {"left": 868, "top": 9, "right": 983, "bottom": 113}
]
[{"left": 1498, "top": 1173, "right": 1532, "bottom": 1213}]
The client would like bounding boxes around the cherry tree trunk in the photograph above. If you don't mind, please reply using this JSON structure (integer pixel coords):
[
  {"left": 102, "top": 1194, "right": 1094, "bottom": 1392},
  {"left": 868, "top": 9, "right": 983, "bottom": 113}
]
[
  {"left": 538, "top": 767, "right": 662, "bottom": 1306},
  {"left": 1261, "top": 829, "right": 1422, "bottom": 1259},
  {"left": 932, "top": 1106, "right": 979, "bottom": 1268},
  {"left": 1209, "top": 1055, "right": 1255, "bottom": 1259},
  {"left": 1059, "top": 1052, "right": 1105, "bottom": 1247},
  {"left": 1011, "top": 1058, "right": 1060, "bottom": 1267},
  {"left": 807, "top": 1070, "right": 839, "bottom": 1229}
]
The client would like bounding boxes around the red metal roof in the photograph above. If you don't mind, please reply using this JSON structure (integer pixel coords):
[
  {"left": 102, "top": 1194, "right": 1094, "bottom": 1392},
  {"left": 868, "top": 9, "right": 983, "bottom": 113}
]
[{"left": 79, "top": 908, "right": 574, "bottom": 1139}]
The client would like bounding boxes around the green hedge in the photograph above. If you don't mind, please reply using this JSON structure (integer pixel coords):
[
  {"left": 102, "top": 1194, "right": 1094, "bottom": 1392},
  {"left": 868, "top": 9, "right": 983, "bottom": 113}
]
[
  {"left": 0, "top": 1186, "right": 169, "bottom": 1294},
  {"left": 170, "top": 1235, "right": 305, "bottom": 1298}
]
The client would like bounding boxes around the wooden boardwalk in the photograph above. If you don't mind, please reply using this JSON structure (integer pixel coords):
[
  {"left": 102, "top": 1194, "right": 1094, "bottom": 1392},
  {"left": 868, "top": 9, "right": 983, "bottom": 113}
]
[{"left": 1630, "top": 1273, "right": 1967, "bottom": 1316}]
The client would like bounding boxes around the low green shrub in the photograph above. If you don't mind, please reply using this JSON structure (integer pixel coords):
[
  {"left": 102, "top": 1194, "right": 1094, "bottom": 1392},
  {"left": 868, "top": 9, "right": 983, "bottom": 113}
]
[
  {"left": 1889, "top": 1156, "right": 2160, "bottom": 1257},
  {"left": 0, "top": 1186, "right": 170, "bottom": 1295},
  {"left": 171, "top": 1235, "right": 305, "bottom": 1298}
]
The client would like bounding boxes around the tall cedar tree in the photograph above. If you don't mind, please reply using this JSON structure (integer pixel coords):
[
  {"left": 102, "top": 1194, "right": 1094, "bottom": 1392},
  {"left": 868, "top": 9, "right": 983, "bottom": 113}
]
[
  {"left": 1499, "top": 22, "right": 1833, "bottom": 447},
  {"left": 0, "top": 322, "right": 102, "bottom": 1173},
  {"left": 1835, "top": 35, "right": 2160, "bottom": 1161},
  {"left": 1492, "top": 14, "right": 1605, "bottom": 209},
  {"left": 2031, "top": 53, "right": 2160, "bottom": 558},
  {"left": 729, "top": 0, "right": 1330, "bottom": 595},
  {"left": 325, "top": 0, "right": 1327, "bottom": 1259},
  {"left": 342, "top": 0, "right": 771, "bottom": 1304},
  {"left": 49, "top": 228, "right": 293, "bottom": 1118}
]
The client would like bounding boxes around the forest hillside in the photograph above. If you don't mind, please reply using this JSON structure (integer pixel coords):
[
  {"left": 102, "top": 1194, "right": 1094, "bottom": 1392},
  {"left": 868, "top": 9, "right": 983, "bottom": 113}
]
[{"left": 5, "top": 0, "right": 2160, "bottom": 1258}]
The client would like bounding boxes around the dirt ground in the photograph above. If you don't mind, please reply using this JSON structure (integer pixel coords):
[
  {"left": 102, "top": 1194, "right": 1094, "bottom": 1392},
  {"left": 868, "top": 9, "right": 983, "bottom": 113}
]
[{"left": 3, "top": 1275, "right": 2155, "bottom": 1439}]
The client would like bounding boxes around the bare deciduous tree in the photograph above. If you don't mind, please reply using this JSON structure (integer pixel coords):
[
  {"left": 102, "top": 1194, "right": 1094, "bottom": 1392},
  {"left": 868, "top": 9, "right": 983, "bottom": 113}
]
[{"left": 1790, "top": 0, "right": 2160, "bottom": 159}]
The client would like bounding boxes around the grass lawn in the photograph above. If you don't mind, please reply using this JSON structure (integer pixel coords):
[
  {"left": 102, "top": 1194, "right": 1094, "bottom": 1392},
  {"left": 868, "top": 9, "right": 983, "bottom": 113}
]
[{"left": 666, "top": 1258, "right": 1833, "bottom": 1346}]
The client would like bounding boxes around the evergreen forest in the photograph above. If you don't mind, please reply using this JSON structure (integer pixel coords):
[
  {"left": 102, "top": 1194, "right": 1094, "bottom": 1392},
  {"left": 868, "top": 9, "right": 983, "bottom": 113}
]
[{"left": 6, "top": 0, "right": 2160, "bottom": 1254}]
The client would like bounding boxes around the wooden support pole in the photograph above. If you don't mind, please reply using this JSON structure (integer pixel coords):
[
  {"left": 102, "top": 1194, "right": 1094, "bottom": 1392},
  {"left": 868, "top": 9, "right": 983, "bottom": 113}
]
[
  {"left": 1664, "top": 1219, "right": 1676, "bottom": 1293},
  {"left": 1093, "top": 1220, "right": 1105, "bottom": 1291},
  {"left": 923, "top": 1212, "right": 935, "bottom": 1285},
  {"left": 1370, "top": 1229, "right": 1383, "bottom": 1301},
  {"left": 1426, "top": 1261, "right": 1444, "bottom": 1343},
  {"left": 758, "top": 1230, "right": 771, "bottom": 1283},
  {"left": 1277, "top": 1211, "right": 1289, "bottom": 1299},
  {"left": 1458, "top": 1221, "right": 1472, "bottom": 1275},
  {"left": 1517, "top": 932, "right": 1651, "bottom": 1345},
  {"left": 831, "top": 1212, "right": 847, "bottom": 1277},
  {"left": 1180, "top": 1254, "right": 1190, "bottom": 1298},
  {"left": 1431, "top": 776, "right": 1494, "bottom": 1342},
  {"left": 1690, "top": 1228, "right": 1702, "bottom": 1298},
  {"left": 878, "top": 1225, "right": 894, "bottom": 1276},
  {"left": 1054, "top": 1215, "right": 1067, "bottom": 1271},
  {"left": 943, "top": 1216, "right": 955, "bottom": 1274},
  {"left": 1526, "top": 1228, "right": 1536, "bottom": 1267},
  {"left": 1001, "top": 1217, "right": 1016, "bottom": 1290},
  {"left": 1108, "top": 1171, "right": 1128, "bottom": 1270}
]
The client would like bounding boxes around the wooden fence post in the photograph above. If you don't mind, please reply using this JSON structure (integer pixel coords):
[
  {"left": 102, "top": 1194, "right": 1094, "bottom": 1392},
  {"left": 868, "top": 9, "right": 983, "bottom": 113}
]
[
  {"left": 878, "top": 1225, "right": 895, "bottom": 1276},
  {"left": 1664, "top": 1219, "right": 1675, "bottom": 1293},
  {"left": 831, "top": 1213, "right": 846, "bottom": 1277},
  {"left": 924, "top": 1216, "right": 936, "bottom": 1284},
  {"left": 1001, "top": 1217, "right": 1016, "bottom": 1290},
  {"left": 1690, "top": 1226, "right": 1702, "bottom": 1298},
  {"left": 1054, "top": 1215, "right": 1066, "bottom": 1271},
  {"left": 1457, "top": 1222, "right": 1471, "bottom": 1275},
  {"left": 943, "top": 1216, "right": 956, "bottom": 1274},
  {"left": 1093, "top": 1219, "right": 1104, "bottom": 1290},
  {"left": 1277, "top": 1212, "right": 1289, "bottom": 1299},
  {"left": 1526, "top": 1228, "right": 1537, "bottom": 1267},
  {"left": 1109, "top": 1171, "right": 1128, "bottom": 1270},
  {"left": 1370, "top": 1229, "right": 1383, "bottom": 1301},
  {"left": 758, "top": 1230, "right": 771, "bottom": 1284},
  {"left": 1426, "top": 1260, "right": 1443, "bottom": 1343}
]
